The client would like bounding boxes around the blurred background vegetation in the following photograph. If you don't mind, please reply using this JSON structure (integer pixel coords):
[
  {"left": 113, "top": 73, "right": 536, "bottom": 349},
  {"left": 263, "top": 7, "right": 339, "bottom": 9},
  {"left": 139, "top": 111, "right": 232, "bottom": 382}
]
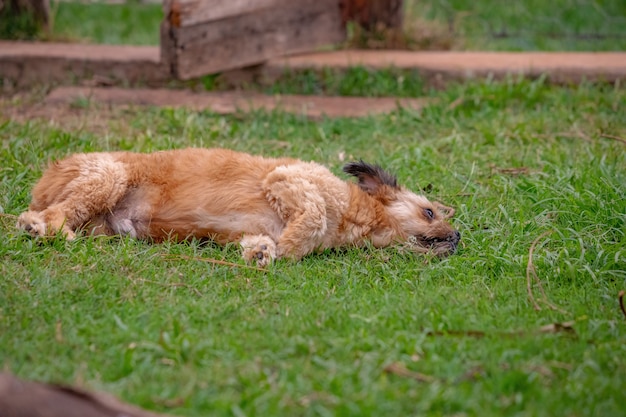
[{"left": 1, "top": 0, "right": 625, "bottom": 51}]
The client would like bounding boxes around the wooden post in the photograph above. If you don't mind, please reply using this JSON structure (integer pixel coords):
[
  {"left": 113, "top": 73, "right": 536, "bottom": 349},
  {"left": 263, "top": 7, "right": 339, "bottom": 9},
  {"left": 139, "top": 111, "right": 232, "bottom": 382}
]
[
  {"left": 161, "top": 0, "right": 346, "bottom": 80},
  {"left": 339, "top": 0, "right": 403, "bottom": 30}
]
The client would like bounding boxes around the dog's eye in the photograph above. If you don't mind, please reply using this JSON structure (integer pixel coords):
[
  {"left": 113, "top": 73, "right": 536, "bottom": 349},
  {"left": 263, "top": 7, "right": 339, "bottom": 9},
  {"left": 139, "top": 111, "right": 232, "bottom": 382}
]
[{"left": 424, "top": 208, "right": 435, "bottom": 219}]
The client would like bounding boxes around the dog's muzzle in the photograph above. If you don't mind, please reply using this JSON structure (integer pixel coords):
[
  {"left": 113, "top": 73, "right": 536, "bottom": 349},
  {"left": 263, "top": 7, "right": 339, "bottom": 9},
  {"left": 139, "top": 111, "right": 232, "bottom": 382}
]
[{"left": 413, "top": 230, "right": 461, "bottom": 256}]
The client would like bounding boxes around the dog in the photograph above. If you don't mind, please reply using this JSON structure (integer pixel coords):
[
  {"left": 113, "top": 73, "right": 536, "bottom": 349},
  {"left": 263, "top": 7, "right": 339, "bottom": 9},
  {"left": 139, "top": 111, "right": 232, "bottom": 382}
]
[{"left": 16, "top": 148, "right": 460, "bottom": 266}]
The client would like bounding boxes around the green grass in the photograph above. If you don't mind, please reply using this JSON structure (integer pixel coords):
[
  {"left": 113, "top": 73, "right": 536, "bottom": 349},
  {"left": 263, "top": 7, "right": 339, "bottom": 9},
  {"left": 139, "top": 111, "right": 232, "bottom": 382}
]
[
  {"left": 11, "top": 0, "right": 622, "bottom": 51},
  {"left": 263, "top": 67, "right": 426, "bottom": 97},
  {"left": 1, "top": 77, "right": 625, "bottom": 416},
  {"left": 50, "top": 1, "right": 162, "bottom": 45},
  {"left": 0, "top": 6, "right": 42, "bottom": 40},
  {"left": 406, "top": 0, "right": 626, "bottom": 51}
]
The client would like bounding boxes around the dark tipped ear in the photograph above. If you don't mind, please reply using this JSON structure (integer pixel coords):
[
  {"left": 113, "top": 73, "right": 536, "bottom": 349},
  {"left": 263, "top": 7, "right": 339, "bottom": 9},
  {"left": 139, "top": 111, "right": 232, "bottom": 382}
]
[{"left": 343, "top": 160, "right": 398, "bottom": 194}]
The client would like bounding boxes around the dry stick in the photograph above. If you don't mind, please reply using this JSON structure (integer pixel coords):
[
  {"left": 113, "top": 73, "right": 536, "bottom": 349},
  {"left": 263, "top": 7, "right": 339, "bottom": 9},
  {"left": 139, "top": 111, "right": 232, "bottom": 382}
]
[
  {"left": 425, "top": 321, "right": 577, "bottom": 339},
  {"left": 600, "top": 133, "right": 626, "bottom": 145},
  {"left": 161, "top": 254, "right": 267, "bottom": 272},
  {"left": 531, "top": 244, "right": 569, "bottom": 314},
  {"left": 0, "top": 213, "right": 19, "bottom": 229},
  {"left": 526, "top": 232, "right": 550, "bottom": 311},
  {"left": 133, "top": 278, "right": 202, "bottom": 297},
  {"left": 619, "top": 291, "right": 626, "bottom": 320},
  {"left": 383, "top": 362, "right": 435, "bottom": 383},
  {"left": 526, "top": 230, "right": 567, "bottom": 313}
]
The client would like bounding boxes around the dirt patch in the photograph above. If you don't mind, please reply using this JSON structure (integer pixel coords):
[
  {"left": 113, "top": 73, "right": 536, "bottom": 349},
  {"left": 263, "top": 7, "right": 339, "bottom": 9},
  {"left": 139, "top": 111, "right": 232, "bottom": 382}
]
[
  {"left": 0, "top": 89, "right": 139, "bottom": 134},
  {"left": 266, "top": 50, "right": 626, "bottom": 84},
  {"left": 3, "top": 41, "right": 623, "bottom": 90},
  {"left": 0, "top": 86, "right": 430, "bottom": 134},
  {"left": 0, "top": 41, "right": 167, "bottom": 89},
  {"left": 43, "top": 86, "right": 431, "bottom": 119}
]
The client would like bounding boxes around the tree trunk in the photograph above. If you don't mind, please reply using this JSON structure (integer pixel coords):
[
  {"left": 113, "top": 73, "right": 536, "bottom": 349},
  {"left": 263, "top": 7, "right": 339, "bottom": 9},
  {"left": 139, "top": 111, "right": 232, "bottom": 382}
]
[{"left": 3, "top": 0, "right": 50, "bottom": 28}]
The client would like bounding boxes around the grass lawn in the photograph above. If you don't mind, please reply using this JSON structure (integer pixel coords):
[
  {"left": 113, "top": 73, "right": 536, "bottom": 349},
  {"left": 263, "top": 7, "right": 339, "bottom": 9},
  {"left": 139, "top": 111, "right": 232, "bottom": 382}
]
[
  {"left": 1, "top": 0, "right": 625, "bottom": 415},
  {"left": 1, "top": 77, "right": 625, "bottom": 416},
  {"left": 38, "top": 0, "right": 626, "bottom": 51},
  {"left": 406, "top": 0, "right": 626, "bottom": 51},
  {"left": 49, "top": 0, "right": 162, "bottom": 45}
]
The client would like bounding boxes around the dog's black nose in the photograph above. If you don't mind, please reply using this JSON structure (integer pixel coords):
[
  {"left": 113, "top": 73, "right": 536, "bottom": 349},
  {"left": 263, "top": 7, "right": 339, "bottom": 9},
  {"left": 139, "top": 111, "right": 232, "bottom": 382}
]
[{"left": 446, "top": 231, "right": 461, "bottom": 243}]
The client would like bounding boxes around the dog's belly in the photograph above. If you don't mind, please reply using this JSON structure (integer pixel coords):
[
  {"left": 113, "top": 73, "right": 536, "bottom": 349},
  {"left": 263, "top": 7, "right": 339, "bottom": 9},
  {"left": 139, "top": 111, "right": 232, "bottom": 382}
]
[
  {"left": 148, "top": 206, "right": 284, "bottom": 243},
  {"left": 192, "top": 210, "right": 283, "bottom": 242}
]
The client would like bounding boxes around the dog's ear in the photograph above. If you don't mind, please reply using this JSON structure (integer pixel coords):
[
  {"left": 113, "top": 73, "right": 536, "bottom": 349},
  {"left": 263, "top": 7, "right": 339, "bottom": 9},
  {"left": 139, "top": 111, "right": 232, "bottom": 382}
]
[
  {"left": 343, "top": 161, "right": 399, "bottom": 195},
  {"left": 433, "top": 201, "right": 456, "bottom": 219}
]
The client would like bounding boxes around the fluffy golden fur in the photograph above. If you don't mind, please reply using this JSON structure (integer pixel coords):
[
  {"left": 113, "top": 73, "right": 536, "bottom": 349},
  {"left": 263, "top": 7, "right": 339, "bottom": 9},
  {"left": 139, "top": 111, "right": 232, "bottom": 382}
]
[{"left": 17, "top": 148, "right": 460, "bottom": 266}]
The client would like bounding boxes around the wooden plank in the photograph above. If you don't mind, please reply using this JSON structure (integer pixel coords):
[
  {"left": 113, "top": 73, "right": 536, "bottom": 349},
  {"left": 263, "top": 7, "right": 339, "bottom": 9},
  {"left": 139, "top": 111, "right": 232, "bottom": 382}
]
[
  {"left": 175, "top": 0, "right": 339, "bottom": 45},
  {"left": 167, "top": 0, "right": 285, "bottom": 27},
  {"left": 162, "top": 0, "right": 345, "bottom": 80},
  {"left": 160, "top": 2, "right": 176, "bottom": 75}
]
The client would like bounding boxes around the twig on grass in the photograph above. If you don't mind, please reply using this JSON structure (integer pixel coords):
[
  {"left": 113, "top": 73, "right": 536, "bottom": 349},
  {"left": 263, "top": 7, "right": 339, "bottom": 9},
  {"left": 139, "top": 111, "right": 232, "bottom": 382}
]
[
  {"left": 447, "top": 96, "right": 465, "bottom": 111},
  {"left": 383, "top": 362, "right": 435, "bottom": 383},
  {"left": 0, "top": 212, "right": 18, "bottom": 224},
  {"left": 534, "top": 131, "right": 590, "bottom": 141},
  {"left": 574, "top": 128, "right": 593, "bottom": 142},
  {"left": 424, "top": 321, "right": 577, "bottom": 339},
  {"left": 619, "top": 291, "right": 626, "bottom": 320},
  {"left": 526, "top": 231, "right": 551, "bottom": 310},
  {"left": 600, "top": 133, "right": 626, "bottom": 145},
  {"left": 161, "top": 253, "right": 266, "bottom": 272},
  {"left": 132, "top": 277, "right": 202, "bottom": 297},
  {"left": 526, "top": 231, "right": 567, "bottom": 314},
  {"left": 537, "top": 321, "right": 576, "bottom": 334},
  {"left": 0, "top": 213, "right": 20, "bottom": 231}
]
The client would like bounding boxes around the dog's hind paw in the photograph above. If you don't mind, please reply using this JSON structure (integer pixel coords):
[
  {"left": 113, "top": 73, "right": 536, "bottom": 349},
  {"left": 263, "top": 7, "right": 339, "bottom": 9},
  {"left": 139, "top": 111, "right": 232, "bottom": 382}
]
[
  {"left": 16, "top": 211, "right": 47, "bottom": 237},
  {"left": 240, "top": 235, "right": 277, "bottom": 268},
  {"left": 17, "top": 210, "right": 77, "bottom": 240}
]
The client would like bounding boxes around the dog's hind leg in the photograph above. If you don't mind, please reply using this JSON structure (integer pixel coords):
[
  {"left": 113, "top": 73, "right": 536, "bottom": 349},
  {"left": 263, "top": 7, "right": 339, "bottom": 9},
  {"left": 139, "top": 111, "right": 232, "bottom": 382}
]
[
  {"left": 17, "top": 154, "right": 128, "bottom": 239},
  {"left": 240, "top": 234, "right": 277, "bottom": 267}
]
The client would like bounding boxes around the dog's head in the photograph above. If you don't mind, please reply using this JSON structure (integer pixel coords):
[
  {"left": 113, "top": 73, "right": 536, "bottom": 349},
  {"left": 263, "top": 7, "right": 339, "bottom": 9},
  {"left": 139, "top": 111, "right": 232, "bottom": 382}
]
[{"left": 343, "top": 161, "right": 460, "bottom": 256}]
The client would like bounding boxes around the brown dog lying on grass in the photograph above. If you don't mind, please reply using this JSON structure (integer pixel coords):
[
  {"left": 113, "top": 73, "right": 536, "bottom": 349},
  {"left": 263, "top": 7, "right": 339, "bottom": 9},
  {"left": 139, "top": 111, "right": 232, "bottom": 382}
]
[{"left": 17, "top": 148, "right": 460, "bottom": 266}]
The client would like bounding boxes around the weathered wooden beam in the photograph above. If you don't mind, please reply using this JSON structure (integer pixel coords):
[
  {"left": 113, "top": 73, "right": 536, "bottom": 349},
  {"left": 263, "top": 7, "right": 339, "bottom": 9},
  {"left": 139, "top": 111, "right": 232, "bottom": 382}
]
[
  {"left": 161, "top": 0, "right": 345, "bottom": 80},
  {"left": 167, "top": 0, "right": 284, "bottom": 26}
]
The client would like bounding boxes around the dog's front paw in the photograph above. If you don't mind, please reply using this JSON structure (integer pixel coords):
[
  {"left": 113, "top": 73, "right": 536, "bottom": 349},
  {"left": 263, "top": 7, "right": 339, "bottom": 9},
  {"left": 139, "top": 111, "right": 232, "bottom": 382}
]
[
  {"left": 17, "top": 211, "right": 47, "bottom": 237},
  {"left": 240, "top": 235, "right": 277, "bottom": 268}
]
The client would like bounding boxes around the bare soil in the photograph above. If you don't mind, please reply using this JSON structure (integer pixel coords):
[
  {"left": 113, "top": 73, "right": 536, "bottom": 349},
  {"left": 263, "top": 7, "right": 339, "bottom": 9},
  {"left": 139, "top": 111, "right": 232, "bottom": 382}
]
[{"left": 2, "top": 42, "right": 624, "bottom": 129}]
